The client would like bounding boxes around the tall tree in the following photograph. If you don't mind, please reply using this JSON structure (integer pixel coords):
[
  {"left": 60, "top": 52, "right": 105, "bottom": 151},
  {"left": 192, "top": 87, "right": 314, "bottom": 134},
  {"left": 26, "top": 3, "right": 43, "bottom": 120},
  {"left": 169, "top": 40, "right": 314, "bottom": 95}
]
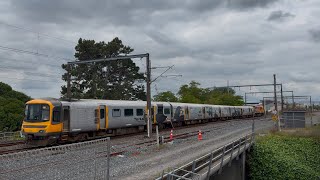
[
  {"left": 61, "top": 37, "right": 146, "bottom": 100},
  {"left": 153, "top": 91, "right": 178, "bottom": 102}
]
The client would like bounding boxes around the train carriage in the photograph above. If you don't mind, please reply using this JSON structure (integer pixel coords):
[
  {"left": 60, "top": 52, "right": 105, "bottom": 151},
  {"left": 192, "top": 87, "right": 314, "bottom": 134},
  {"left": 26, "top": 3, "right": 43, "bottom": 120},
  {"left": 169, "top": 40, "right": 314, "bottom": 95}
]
[{"left": 22, "top": 98, "right": 256, "bottom": 146}]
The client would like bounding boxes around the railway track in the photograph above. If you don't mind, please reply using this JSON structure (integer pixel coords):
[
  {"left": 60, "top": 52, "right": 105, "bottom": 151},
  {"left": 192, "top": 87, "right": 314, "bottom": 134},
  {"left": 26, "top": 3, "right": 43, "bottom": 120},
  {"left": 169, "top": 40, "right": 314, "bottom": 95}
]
[{"left": 0, "top": 140, "right": 25, "bottom": 148}]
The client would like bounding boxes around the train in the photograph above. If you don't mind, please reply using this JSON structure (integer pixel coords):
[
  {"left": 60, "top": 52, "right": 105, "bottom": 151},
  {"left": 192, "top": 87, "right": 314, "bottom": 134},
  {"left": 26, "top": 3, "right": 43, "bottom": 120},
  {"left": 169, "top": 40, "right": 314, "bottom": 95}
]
[{"left": 21, "top": 98, "right": 258, "bottom": 146}]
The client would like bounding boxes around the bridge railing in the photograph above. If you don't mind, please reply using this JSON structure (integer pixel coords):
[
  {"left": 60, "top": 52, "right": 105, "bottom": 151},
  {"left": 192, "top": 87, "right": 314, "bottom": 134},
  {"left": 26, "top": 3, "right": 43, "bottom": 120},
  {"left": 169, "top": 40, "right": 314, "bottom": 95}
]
[{"left": 156, "top": 133, "right": 254, "bottom": 180}]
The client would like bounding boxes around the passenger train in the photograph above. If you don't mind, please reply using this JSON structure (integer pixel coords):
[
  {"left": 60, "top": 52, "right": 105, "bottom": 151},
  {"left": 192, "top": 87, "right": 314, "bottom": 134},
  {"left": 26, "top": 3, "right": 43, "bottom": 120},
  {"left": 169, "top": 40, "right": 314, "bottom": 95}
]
[{"left": 21, "top": 98, "right": 256, "bottom": 146}]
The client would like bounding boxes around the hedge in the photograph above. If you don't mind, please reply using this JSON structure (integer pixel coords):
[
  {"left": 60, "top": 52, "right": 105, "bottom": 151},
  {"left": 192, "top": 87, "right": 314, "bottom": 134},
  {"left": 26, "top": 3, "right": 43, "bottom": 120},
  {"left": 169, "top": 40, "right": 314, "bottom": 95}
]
[{"left": 248, "top": 134, "right": 320, "bottom": 180}]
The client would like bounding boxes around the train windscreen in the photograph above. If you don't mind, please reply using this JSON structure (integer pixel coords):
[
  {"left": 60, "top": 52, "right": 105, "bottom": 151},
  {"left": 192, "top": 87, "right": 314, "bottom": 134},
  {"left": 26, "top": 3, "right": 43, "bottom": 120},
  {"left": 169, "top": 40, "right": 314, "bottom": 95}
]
[{"left": 25, "top": 104, "right": 50, "bottom": 122}]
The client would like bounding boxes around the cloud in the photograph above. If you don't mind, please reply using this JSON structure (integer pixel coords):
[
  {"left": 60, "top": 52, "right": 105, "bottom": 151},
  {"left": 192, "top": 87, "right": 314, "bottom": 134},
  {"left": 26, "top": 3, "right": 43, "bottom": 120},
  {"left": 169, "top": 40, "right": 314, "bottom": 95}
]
[
  {"left": 309, "top": 29, "right": 320, "bottom": 42},
  {"left": 267, "top": 10, "right": 295, "bottom": 21},
  {"left": 1, "top": 0, "right": 320, "bottom": 102}
]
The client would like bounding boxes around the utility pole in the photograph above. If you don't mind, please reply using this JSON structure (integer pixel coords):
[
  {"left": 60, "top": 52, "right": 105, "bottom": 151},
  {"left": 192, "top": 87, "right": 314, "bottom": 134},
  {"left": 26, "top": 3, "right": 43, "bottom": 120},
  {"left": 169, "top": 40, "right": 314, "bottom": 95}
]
[
  {"left": 273, "top": 74, "right": 281, "bottom": 131},
  {"left": 67, "top": 64, "right": 71, "bottom": 101},
  {"left": 146, "top": 53, "right": 152, "bottom": 138},
  {"left": 280, "top": 85, "right": 284, "bottom": 111},
  {"left": 244, "top": 93, "right": 247, "bottom": 105}
]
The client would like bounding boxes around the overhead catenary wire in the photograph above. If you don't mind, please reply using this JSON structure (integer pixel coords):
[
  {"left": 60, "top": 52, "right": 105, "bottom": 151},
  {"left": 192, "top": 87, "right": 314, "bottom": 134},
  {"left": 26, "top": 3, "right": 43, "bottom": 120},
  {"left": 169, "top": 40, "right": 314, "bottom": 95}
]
[
  {"left": 0, "top": 67, "right": 62, "bottom": 78},
  {"left": 0, "top": 21, "right": 76, "bottom": 44},
  {"left": 0, "top": 76, "right": 62, "bottom": 82},
  {"left": 0, "top": 45, "right": 73, "bottom": 61}
]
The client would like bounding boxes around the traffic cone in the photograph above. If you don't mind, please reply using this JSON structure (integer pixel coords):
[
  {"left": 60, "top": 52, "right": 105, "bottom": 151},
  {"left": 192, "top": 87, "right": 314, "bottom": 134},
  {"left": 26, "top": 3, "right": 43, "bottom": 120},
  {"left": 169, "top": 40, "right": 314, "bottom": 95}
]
[
  {"left": 170, "top": 129, "right": 173, "bottom": 141},
  {"left": 198, "top": 130, "right": 203, "bottom": 141}
]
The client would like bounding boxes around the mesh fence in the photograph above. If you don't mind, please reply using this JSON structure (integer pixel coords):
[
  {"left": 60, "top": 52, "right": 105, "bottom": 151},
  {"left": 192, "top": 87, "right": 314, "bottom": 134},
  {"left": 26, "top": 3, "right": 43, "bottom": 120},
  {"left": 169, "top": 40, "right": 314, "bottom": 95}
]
[
  {"left": 0, "top": 137, "right": 110, "bottom": 180},
  {"left": 0, "top": 131, "right": 21, "bottom": 141}
]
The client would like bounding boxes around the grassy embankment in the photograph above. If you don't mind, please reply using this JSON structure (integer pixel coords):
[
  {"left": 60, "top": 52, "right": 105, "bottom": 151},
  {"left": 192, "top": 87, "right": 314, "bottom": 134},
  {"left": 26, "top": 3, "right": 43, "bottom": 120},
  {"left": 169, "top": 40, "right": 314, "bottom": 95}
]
[{"left": 248, "top": 126, "right": 320, "bottom": 180}]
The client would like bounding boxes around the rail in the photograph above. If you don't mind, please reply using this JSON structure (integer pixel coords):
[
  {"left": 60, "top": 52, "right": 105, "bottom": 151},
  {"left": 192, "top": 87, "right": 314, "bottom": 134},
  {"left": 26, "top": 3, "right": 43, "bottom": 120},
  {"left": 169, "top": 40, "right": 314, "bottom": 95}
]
[{"left": 156, "top": 133, "right": 254, "bottom": 180}]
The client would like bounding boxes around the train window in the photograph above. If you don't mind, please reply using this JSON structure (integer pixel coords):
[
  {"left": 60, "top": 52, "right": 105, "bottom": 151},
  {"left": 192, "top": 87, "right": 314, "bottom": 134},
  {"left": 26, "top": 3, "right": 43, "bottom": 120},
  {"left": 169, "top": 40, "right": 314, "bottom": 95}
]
[
  {"left": 53, "top": 111, "right": 60, "bottom": 122},
  {"left": 157, "top": 106, "right": 163, "bottom": 114},
  {"left": 112, "top": 109, "right": 121, "bottom": 117},
  {"left": 136, "top": 109, "right": 143, "bottom": 116},
  {"left": 125, "top": 109, "right": 133, "bottom": 116},
  {"left": 100, "top": 109, "right": 105, "bottom": 119},
  {"left": 164, "top": 108, "right": 170, "bottom": 114}
]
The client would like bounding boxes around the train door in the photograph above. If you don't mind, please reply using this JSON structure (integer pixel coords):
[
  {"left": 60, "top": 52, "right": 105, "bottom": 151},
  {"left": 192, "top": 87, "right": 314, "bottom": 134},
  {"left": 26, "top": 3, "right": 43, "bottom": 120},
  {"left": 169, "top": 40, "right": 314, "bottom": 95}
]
[
  {"left": 99, "top": 105, "right": 106, "bottom": 129},
  {"left": 62, "top": 106, "right": 70, "bottom": 132},
  {"left": 202, "top": 107, "right": 206, "bottom": 119},
  {"left": 185, "top": 106, "right": 189, "bottom": 120}
]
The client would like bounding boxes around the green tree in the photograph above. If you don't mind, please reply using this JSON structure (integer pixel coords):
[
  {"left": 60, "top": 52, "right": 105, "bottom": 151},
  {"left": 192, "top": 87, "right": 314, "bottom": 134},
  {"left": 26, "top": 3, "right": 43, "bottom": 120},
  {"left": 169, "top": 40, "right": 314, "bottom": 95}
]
[
  {"left": 178, "top": 81, "right": 206, "bottom": 103},
  {"left": 205, "top": 87, "right": 244, "bottom": 105},
  {"left": 61, "top": 37, "right": 146, "bottom": 100},
  {"left": 177, "top": 81, "right": 244, "bottom": 105},
  {"left": 0, "top": 82, "right": 31, "bottom": 131},
  {"left": 153, "top": 91, "right": 178, "bottom": 102}
]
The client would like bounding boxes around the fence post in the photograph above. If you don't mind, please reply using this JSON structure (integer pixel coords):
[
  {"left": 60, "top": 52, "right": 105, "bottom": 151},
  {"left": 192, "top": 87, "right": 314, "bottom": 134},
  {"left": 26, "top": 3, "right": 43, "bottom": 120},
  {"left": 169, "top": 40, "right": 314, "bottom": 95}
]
[
  {"left": 206, "top": 152, "right": 213, "bottom": 180},
  {"left": 218, "top": 146, "right": 226, "bottom": 174},
  {"left": 192, "top": 160, "right": 196, "bottom": 178},
  {"left": 229, "top": 142, "right": 235, "bottom": 167},
  {"left": 107, "top": 137, "right": 110, "bottom": 180},
  {"left": 236, "top": 138, "right": 242, "bottom": 160}
]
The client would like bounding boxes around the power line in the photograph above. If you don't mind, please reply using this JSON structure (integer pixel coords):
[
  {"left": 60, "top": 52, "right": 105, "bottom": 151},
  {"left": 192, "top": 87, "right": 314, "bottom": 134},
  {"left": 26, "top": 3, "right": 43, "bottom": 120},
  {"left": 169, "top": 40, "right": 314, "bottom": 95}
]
[
  {"left": 0, "top": 76, "right": 62, "bottom": 82},
  {"left": 0, "top": 57, "right": 62, "bottom": 68},
  {"left": 0, "top": 21, "right": 76, "bottom": 44},
  {"left": 0, "top": 45, "right": 73, "bottom": 61},
  {"left": 0, "top": 67, "right": 61, "bottom": 78}
]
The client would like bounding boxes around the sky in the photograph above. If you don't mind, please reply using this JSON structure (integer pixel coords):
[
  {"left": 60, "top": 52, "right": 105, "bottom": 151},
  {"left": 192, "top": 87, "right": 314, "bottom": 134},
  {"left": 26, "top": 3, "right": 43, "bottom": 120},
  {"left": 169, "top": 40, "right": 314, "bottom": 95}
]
[{"left": 0, "top": 0, "right": 319, "bottom": 103}]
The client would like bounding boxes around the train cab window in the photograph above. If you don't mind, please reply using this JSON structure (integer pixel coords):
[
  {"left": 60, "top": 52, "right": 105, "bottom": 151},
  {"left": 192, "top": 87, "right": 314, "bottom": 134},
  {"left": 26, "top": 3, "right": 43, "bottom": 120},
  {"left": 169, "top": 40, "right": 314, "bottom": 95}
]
[
  {"left": 100, "top": 109, "right": 105, "bottom": 119},
  {"left": 136, "top": 109, "right": 143, "bottom": 116},
  {"left": 112, "top": 109, "right": 121, "bottom": 117},
  {"left": 164, "top": 108, "right": 170, "bottom": 115},
  {"left": 124, "top": 109, "right": 133, "bottom": 116}
]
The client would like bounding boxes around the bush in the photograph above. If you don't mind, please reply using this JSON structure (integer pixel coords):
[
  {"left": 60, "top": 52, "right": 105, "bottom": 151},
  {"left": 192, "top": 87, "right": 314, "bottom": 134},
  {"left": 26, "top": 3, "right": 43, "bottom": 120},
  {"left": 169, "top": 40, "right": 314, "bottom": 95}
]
[{"left": 248, "top": 133, "right": 320, "bottom": 180}]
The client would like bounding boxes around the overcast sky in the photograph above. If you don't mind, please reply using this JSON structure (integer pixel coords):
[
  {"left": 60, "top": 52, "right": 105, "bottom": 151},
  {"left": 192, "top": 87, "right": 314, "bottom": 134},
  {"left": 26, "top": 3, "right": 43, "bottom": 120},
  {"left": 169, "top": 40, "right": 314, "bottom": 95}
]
[{"left": 0, "top": 0, "right": 319, "bottom": 103}]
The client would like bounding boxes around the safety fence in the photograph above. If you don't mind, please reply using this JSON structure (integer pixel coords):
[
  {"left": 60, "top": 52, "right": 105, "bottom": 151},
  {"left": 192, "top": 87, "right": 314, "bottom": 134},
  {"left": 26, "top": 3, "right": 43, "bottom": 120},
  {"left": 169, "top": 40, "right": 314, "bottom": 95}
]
[
  {"left": 0, "top": 131, "right": 21, "bottom": 141},
  {"left": 0, "top": 137, "right": 110, "bottom": 180},
  {"left": 156, "top": 133, "right": 253, "bottom": 180}
]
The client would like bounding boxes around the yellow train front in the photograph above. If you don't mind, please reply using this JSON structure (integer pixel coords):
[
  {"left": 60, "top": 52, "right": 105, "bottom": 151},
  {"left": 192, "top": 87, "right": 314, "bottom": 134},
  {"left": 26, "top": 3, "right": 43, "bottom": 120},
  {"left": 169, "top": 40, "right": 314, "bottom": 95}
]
[{"left": 21, "top": 99, "right": 63, "bottom": 146}]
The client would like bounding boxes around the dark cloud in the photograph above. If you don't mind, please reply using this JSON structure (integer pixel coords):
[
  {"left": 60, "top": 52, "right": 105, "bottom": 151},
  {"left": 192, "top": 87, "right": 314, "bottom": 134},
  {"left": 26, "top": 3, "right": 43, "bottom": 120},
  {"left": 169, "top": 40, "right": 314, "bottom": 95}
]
[
  {"left": 309, "top": 29, "right": 320, "bottom": 42},
  {"left": 267, "top": 10, "right": 295, "bottom": 21},
  {"left": 1, "top": 0, "right": 320, "bottom": 100},
  {"left": 227, "top": 0, "right": 278, "bottom": 10},
  {"left": 11, "top": 0, "right": 279, "bottom": 26}
]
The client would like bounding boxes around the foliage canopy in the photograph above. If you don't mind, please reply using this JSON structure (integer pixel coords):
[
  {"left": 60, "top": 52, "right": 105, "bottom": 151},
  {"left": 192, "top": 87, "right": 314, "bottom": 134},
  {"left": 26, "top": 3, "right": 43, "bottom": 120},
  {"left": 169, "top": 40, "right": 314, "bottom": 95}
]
[
  {"left": 0, "top": 82, "right": 31, "bottom": 131},
  {"left": 153, "top": 81, "right": 244, "bottom": 105},
  {"left": 61, "top": 37, "right": 146, "bottom": 100}
]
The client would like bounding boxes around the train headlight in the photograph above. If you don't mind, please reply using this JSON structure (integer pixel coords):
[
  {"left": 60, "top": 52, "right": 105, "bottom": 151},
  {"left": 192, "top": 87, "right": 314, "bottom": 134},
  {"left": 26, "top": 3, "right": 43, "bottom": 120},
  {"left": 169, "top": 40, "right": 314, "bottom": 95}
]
[{"left": 38, "top": 130, "right": 46, "bottom": 133}]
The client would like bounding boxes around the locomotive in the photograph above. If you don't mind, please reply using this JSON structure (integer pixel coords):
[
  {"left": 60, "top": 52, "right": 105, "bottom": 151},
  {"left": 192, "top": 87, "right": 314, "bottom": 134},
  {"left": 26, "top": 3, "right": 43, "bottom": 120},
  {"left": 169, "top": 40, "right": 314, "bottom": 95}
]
[{"left": 21, "top": 98, "right": 254, "bottom": 146}]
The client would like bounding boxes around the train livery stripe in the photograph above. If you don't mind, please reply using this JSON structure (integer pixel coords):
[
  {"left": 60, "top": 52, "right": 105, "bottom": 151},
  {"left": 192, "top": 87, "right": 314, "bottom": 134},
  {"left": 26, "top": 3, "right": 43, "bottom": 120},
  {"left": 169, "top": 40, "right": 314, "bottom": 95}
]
[{"left": 105, "top": 106, "right": 109, "bottom": 129}]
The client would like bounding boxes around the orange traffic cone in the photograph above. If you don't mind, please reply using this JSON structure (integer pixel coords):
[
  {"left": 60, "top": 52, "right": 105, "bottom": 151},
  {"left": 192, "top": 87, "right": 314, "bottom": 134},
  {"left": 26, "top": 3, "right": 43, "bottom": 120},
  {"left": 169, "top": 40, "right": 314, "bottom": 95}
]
[
  {"left": 170, "top": 129, "right": 173, "bottom": 141},
  {"left": 198, "top": 130, "right": 203, "bottom": 141}
]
